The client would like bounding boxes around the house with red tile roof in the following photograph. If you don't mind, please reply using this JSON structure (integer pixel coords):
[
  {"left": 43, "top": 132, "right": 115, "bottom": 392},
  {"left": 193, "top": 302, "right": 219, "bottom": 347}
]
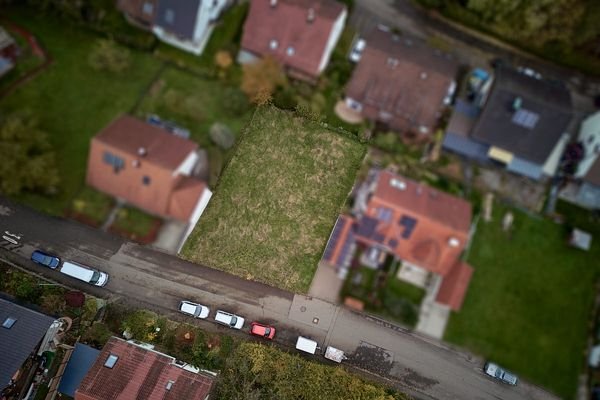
[
  {"left": 344, "top": 27, "right": 458, "bottom": 136},
  {"left": 322, "top": 169, "right": 474, "bottom": 311},
  {"left": 75, "top": 337, "right": 215, "bottom": 400},
  {"left": 237, "top": 0, "right": 347, "bottom": 82},
  {"left": 86, "top": 115, "right": 211, "bottom": 235}
]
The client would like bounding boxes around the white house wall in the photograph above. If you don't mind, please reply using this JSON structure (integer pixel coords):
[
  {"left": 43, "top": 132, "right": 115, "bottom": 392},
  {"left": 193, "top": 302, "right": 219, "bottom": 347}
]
[
  {"left": 173, "top": 151, "right": 199, "bottom": 177},
  {"left": 317, "top": 8, "right": 347, "bottom": 73},
  {"left": 576, "top": 112, "right": 600, "bottom": 179},
  {"left": 178, "top": 187, "right": 213, "bottom": 253},
  {"left": 542, "top": 132, "right": 570, "bottom": 177}
]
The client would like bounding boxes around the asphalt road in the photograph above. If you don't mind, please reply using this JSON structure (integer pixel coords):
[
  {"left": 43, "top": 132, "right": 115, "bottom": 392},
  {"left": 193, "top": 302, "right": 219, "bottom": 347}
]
[{"left": 0, "top": 197, "right": 557, "bottom": 400}]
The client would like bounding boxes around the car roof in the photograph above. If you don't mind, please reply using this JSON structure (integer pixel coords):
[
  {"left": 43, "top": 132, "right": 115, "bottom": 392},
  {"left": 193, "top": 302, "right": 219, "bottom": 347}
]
[{"left": 180, "top": 301, "right": 198, "bottom": 313}]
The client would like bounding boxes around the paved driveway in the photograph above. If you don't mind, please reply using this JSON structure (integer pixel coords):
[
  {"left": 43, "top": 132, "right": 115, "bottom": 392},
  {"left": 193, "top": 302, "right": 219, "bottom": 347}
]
[{"left": 0, "top": 197, "right": 558, "bottom": 400}]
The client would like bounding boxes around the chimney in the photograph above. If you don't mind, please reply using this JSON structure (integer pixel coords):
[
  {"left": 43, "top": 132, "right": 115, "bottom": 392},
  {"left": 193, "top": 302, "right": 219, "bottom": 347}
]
[
  {"left": 138, "top": 147, "right": 147, "bottom": 157},
  {"left": 512, "top": 96, "right": 522, "bottom": 111},
  {"left": 307, "top": 8, "right": 315, "bottom": 23}
]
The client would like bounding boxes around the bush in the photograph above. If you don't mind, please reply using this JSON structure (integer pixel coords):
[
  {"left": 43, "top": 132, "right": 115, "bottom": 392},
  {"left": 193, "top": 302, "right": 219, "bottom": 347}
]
[
  {"left": 209, "top": 122, "right": 235, "bottom": 150},
  {"left": 222, "top": 87, "right": 250, "bottom": 116},
  {"left": 273, "top": 87, "right": 298, "bottom": 110},
  {"left": 122, "top": 310, "right": 159, "bottom": 341},
  {"left": 82, "top": 322, "right": 112, "bottom": 347},
  {"left": 88, "top": 39, "right": 131, "bottom": 73}
]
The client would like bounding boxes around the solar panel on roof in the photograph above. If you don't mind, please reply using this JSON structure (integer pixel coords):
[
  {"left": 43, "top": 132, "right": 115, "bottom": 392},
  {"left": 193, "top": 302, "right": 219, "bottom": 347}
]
[
  {"left": 511, "top": 109, "right": 539, "bottom": 129},
  {"left": 376, "top": 207, "right": 393, "bottom": 222},
  {"left": 356, "top": 216, "right": 378, "bottom": 238},
  {"left": 322, "top": 218, "right": 347, "bottom": 262},
  {"left": 399, "top": 215, "right": 417, "bottom": 239},
  {"left": 336, "top": 233, "right": 355, "bottom": 266},
  {"left": 388, "top": 238, "right": 398, "bottom": 248}
]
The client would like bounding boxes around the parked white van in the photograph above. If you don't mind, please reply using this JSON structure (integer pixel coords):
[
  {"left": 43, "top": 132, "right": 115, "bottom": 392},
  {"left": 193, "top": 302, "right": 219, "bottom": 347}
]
[
  {"left": 296, "top": 336, "right": 318, "bottom": 354},
  {"left": 60, "top": 261, "right": 109, "bottom": 287}
]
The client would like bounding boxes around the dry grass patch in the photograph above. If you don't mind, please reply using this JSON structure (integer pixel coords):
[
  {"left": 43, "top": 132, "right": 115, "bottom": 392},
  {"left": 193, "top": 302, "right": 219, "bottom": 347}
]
[{"left": 181, "top": 106, "right": 365, "bottom": 292}]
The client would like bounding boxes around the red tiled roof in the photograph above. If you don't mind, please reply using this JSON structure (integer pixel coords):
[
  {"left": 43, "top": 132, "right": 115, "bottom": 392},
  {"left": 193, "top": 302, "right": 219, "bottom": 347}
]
[
  {"left": 345, "top": 28, "right": 457, "bottom": 133},
  {"left": 435, "top": 261, "right": 473, "bottom": 310},
  {"left": 241, "top": 0, "right": 346, "bottom": 78},
  {"left": 355, "top": 170, "right": 472, "bottom": 275},
  {"left": 95, "top": 115, "right": 197, "bottom": 171},
  {"left": 75, "top": 337, "right": 214, "bottom": 400},
  {"left": 168, "top": 177, "right": 207, "bottom": 221}
]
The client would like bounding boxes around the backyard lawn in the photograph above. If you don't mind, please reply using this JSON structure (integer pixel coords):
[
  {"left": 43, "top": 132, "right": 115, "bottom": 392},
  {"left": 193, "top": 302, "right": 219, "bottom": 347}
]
[
  {"left": 0, "top": 8, "right": 162, "bottom": 216},
  {"left": 445, "top": 203, "right": 600, "bottom": 399},
  {"left": 181, "top": 106, "right": 366, "bottom": 292}
]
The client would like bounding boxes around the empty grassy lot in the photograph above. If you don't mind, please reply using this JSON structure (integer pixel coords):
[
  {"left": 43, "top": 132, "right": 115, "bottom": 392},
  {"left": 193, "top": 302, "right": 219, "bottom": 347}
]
[
  {"left": 445, "top": 203, "right": 600, "bottom": 399},
  {"left": 181, "top": 106, "right": 366, "bottom": 292},
  {"left": 0, "top": 8, "right": 162, "bottom": 216}
]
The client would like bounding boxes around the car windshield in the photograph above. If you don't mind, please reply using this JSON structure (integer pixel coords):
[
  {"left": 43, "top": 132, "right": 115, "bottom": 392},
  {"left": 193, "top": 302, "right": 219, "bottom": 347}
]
[
  {"left": 90, "top": 271, "right": 101, "bottom": 284},
  {"left": 495, "top": 369, "right": 504, "bottom": 378},
  {"left": 264, "top": 327, "right": 271, "bottom": 336},
  {"left": 230, "top": 316, "right": 237, "bottom": 326}
]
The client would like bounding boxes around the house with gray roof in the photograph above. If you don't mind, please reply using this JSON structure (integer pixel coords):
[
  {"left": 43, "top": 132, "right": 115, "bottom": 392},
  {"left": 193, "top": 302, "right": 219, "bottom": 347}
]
[
  {"left": 443, "top": 65, "right": 573, "bottom": 180},
  {"left": 0, "top": 297, "right": 60, "bottom": 399},
  {"left": 152, "top": 0, "right": 230, "bottom": 55}
]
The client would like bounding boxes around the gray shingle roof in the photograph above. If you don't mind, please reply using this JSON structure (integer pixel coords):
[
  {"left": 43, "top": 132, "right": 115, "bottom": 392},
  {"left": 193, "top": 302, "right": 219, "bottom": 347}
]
[
  {"left": 472, "top": 66, "right": 572, "bottom": 164},
  {"left": 154, "top": 0, "right": 201, "bottom": 40},
  {"left": 0, "top": 298, "right": 56, "bottom": 388}
]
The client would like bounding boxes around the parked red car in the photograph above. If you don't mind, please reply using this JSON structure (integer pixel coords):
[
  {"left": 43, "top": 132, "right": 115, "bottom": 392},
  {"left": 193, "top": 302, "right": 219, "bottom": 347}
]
[{"left": 250, "top": 322, "right": 276, "bottom": 340}]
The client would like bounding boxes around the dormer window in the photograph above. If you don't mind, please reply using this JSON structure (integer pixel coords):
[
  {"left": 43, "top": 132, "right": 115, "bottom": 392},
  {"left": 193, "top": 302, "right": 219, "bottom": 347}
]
[
  {"left": 269, "top": 40, "right": 278, "bottom": 50},
  {"left": 286, "top": 46, "right": 295, "bottom": 56}
]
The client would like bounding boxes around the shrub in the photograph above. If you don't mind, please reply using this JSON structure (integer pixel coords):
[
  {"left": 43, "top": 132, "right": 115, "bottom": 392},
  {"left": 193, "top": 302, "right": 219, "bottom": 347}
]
[
  {"left": 82, "top": 322, "right": 112, "bottom": 347},
  {"left": 214, "top": 50, "right": 233, "bottom": 69},
  {"left": 273, "top": 87, "right": 298, "bottom": 110},
  {"left": 88, "top": 39, "right": 131, "bottom": 73},
  {"left": 241, "top": 56, "right": 286, "bottom": 104},
  {"left": 209, "top": 122, "right": 236, "bottom": 150},
  {"left": 222, "top": 87, "right": 250, "bottom": 116},
  {"left": 122, "top": 310, "right": 159, "bottom": 341}
]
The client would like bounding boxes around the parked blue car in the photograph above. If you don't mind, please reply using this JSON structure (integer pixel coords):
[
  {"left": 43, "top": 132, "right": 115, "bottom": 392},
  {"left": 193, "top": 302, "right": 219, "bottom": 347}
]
[{"left": 31, "top": 250, "right": 61, "bottom": 269}]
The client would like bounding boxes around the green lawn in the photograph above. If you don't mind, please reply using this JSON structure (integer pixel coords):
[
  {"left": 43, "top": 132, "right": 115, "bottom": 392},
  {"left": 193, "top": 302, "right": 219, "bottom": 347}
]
[
  {"left": 445, "top": 203, "right": 600, "bottom": 399},
  {"left": 0, "top": 8, "right": 162, "bottom": 216},
  {"left": 70, "top": 186, "right": 114, "bottom": 226},
  {"left": 112, "top": 206, "right": 159, "bottom": 238},
  {"left": 181, "top": 106, "right": 366, "bottom": 292}
]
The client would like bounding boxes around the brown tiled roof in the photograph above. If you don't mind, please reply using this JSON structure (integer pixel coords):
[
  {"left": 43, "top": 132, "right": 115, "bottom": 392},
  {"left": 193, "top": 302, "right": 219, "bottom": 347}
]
[
  {"left": 345, "top": 28, "right": 458, "bottom": 133},
  {"left": 241, "top": 0, "right": 346, "bottom": 78},
  {"left": 95, "top": 115, "right": 197, "bottom": 171},
  {"left": 75, "top": 337, "right": 214, "bottom": 400},
  {"left": 435, "top": 261, "right": 473, "bottom": 310},
  {"left": 168, "top": 177, "right": 207, "bottom": 221},
  {"left": 117, "top": 0, "right": 158, "bottom": 25},
  {"left": 354, "top": 170, "right": 472, "bottom": 275}
]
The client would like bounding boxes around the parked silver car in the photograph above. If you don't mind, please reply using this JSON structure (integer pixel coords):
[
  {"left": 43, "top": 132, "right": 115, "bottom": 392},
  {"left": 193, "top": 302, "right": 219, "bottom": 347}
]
[
  {"left": 214, "top": 310, "right": 245, "bottom": 329},
  {"left": 484, "top": 362, "right": 518, "bottom": 385},
  {"left": 178, "top": 301, "right": 209, "bottom": 319}
]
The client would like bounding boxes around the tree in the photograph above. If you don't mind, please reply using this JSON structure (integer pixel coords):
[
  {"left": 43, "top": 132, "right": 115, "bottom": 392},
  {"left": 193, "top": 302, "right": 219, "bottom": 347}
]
[
  {"left": 88, "top": 39, "right": 131, "bottom": 73},
  {"left": 0, "top": 112, "right": 60, "bottom": 196},
  {"left": 241, "top": 56, "right": 286, "bottom": 105}
]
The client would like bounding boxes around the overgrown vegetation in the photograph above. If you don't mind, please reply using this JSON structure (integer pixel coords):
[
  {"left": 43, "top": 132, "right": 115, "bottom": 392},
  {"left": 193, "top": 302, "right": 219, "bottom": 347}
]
[
  {"left": 445, "top": 203, "right": 600, "bottom": 399},
  {"left": 0, "top": 111, "right": 60, "bottom": 196},
  {"left": 112, "top": 206, "right": 160, "bottom": 239},
  {"left": 214, "top": 342, "right": 409, "bottom": 400},
  {"left": 70, "top": 186, "right": 114, "bottom": 226},
  {"left": 416, "top": 0, "right": 600, "bottom": 75},
  {"left": 182, "top": 106, "right": 366, "bottom": 292}
]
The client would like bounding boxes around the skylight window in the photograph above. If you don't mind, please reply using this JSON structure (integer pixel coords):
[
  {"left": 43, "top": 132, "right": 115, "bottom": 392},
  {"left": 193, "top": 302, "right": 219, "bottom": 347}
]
[
  {"left": 286, "top": 46, "right": 295, "bottom": 56},
  {"left": 104, "top": 354, "right": 119, "bottom": 368},
  {"left": 165, "top": 9, "right": 175, "bottom": 24},
  {"left": 269, "top": 39, "right": 278, "bottom": 50},
  {"left": 2, "top": 317, "right": 16, "bottom": 329}
]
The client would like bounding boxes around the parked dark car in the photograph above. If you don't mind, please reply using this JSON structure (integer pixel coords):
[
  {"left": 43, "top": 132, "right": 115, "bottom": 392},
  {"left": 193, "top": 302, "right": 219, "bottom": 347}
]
[{"left": 31, "top": 250, "right": 60, "bottom": 269}]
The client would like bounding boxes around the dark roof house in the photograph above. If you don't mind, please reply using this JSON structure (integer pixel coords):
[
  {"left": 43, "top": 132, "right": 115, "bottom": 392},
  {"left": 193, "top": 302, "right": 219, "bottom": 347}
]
[
  {"left": 444, "top": 65, "right": 573, "bottom": 180},
  {"left": 344, "top": 27, "right": 458, "bottom": 136},
  {"left": 238, "top": 0, "right": 348, "bottom": 82},
  {"left": 0, "top": 298, "right": 58, "bottom": 397},
  {"left": 152, "top": 0, "right": 230, "bottom": 55},
  {"left": 75, "top": 337, "right": 215, "bottom": 400}
]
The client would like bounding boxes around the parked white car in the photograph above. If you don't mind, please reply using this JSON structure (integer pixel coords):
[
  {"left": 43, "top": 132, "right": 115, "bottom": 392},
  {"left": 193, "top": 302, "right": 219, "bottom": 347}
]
[
  {"left": 178, "top": 301, "right": 209, "bottom": 319},
  {"left": 349, "top": 38, "right": 366, "bottom": 63},
  {"left": 214, "top": 310, "right": 245, "bottom": 329},
  {"left": 484, "top": 362, "right": 518, "bottom": 385}
]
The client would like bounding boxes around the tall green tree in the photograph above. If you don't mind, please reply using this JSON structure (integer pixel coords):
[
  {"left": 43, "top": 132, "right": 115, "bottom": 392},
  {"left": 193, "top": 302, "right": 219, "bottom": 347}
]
[{"left": 0, "top": 112, "right": 60, "bottom": 196}]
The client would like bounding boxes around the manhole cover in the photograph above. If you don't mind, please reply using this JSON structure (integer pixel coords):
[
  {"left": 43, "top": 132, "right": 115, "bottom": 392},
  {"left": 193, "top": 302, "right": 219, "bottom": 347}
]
[
  {"left": 312, "top": 317, "right": 319, "bottom": 324},
  {"left": 300, "top": 306, "right": 306, "bottom": 312}
]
